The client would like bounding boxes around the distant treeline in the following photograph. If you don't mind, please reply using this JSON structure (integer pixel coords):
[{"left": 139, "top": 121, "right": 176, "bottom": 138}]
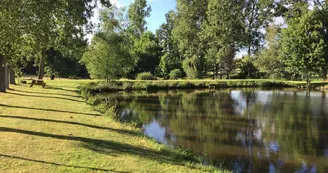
[{"left": 82, "top": 0, "right": 328, "bottom": 84}]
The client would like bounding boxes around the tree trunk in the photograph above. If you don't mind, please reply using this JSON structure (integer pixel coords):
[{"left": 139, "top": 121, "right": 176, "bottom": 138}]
[
  {"left": 9, "top": 68, "right": 16, "bottom": 84},
  {"left": 38, "top": 50, "right": 46, "bottom": 80},
  {"left": 5, "top": 64, "right": 9, "bottom": 89},
  {"left": 0, "top": 54, "right": 6, "bottom": 92},
  {"left": 216, "top": 65, "right": 219, "bottom": 79},
  {"left": 306, "top": 74, "right": 311, "bottom": 89},
  {"left": 322, "top": 69, "right": 327, "bottom": 80},
  {"left": 214, "top": 64, "right": 217, "bottom": 79}
]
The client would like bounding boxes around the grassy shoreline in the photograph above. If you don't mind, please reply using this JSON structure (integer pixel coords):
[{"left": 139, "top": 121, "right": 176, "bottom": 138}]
[
  {"left": 79, "top": 79, "right": 328, "bottom": 97},
  {"left": 0, "top": 80, "right": 229, "bottom": 173}
]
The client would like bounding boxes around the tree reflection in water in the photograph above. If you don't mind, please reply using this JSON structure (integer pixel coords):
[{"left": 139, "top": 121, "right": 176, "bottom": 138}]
[{"left": 99, "top": 89, "right": 328, "bottom": 172}]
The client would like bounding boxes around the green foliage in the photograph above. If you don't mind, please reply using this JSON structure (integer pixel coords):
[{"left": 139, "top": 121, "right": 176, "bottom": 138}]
[
  {"left": 130, "top": 32, "right": 162, "bottom": 76},
  {"left": 169, "top": 69, "right": 182, "bottom": 80},
  {"left": 156, "top": 11, "right": 182, "bottom": 77},
  {"left": 128, "top": 0, "right": 151, "bottom": 37},
  {"left": 0, "top": 0, "right": 109, "bottom": 63},
  {"left": 279, "top": 9, "right": 326, "bottom": 81},
  {"left": 44, "top": 48, "right": 88, "bottom": 78},
  {"left": 126, "top": 1, "right": 163, "bottom": 78},
  {"left": 182, "top": 57, "right": 199, "bottom": 79},
  {"left": 136, "top": 72, "right": 157, "bottom": 80},
  {"left": 81, "top": 7, "right": 135, "bottom": 81},
  {"left": 255, "top": 24, "right": 283, "bottom": 79},
  {"left": 243, "top": 0, "right": 276, "bottom": 55},
  {"left": 173, "top": 0, "right": 208, "bottom": 79},
  {"left": 80, "top": 80, "right": 300, "bottom": 93},
  {"left": 235, "top": 56, "right": 261, "bottom": 79},
  {"left": 199, "top": 0, "right": 244, "bottom": 78}
]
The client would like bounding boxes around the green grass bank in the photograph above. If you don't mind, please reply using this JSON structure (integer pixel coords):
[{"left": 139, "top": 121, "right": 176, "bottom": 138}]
[
  {"left": 0, "top": 80, "right": 229, "bottom": 173},
  {"left": 79, "top": 79, "right": 328, "bottom": 97}
]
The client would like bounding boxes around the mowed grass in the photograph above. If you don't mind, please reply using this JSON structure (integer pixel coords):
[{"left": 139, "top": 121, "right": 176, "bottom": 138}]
[{"left": 0, "top": 80, "right": 228, "bottom": 173}]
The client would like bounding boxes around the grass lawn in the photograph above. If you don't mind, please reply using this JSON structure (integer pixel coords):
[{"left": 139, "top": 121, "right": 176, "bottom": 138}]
[{"left": 0, "top": 80, "right": 228, "bottom": 173}]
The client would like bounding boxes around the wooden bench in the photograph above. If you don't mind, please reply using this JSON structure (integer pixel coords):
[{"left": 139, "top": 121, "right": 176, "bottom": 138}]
[{"left": 30, "top": 79, "right": 46, "bottom": 88}]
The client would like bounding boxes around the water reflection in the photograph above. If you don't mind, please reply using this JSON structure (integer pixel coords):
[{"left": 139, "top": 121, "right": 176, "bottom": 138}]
[{"left": 105, "top": 89, "right": 328, "bottom": 172}]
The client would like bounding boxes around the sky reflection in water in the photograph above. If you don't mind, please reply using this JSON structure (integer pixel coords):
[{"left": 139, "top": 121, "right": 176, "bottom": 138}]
[{"left": 112, "top": 89, "right": 328, "bottom": 172}]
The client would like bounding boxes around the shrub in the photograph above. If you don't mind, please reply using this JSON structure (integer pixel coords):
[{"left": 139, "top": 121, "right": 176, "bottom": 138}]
[
  {"left": 136, "top": 72, "right": 157, "bottom": 80},
  {"left": 169, "top": 69, "right": 182, "bottom": 80}
]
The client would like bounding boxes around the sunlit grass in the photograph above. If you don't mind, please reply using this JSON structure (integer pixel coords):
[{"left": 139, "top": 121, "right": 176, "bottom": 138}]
[{"left": 0, "top": 80, "right": 229, "bottom": 173}]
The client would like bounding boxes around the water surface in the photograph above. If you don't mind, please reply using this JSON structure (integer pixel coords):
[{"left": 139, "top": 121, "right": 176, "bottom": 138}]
[{"left": 109, "top": 89, "right": 328, "bottom": 172}]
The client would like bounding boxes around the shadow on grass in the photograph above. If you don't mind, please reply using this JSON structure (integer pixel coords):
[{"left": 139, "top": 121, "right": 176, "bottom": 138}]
[
  {"left": 0, "top": 115, "right": 140, "bottom": 137},
  {"left": 0, "top": 127, "right": 189, "bottom": 167},
  {"left": 0, "top": 154, "right": 127, "bottom": 172},
  {"left": 20, "top": 84, "right": 77, "bottom": 92},
  {"left": 0, "top": 104, "right": 101, "bottom": 116},
  {"left": 6, "top": 92, "right": 84, "bottom": 103},
  {"left": 9, "top": 88, "right": 80, "bottom": 98},
  {"left": 45, "top": 86, "right": 78, "bottom": 92}
]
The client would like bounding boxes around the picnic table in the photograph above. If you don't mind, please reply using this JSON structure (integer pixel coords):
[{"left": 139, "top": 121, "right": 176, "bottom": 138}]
[{"left": 30, "top": 79, "right": 46, "bottom": 88}]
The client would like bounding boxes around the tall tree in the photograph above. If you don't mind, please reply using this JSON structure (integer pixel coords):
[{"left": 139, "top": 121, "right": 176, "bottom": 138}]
[
  {"left": 279, "top": 9, "right": 326, "bottom": 87},
  {"left": 82, "top": 7, "right": 135, "bottom": 81},
  {"left": 130, "top": 31, "right": 162, "bottom": 76},
  {"left": 200, "top": 0, "right": 245, "bottom": 78},
  {"left": 128, "top": 0, "right": 151, "bottom": 38},
  {"left": 255, "top": 24, "right": 283, "bottom": 79},
  {"left": 243, "top": 0, "right": 276, "bottom": 55},
  {"left": 279, "top": 0, "right": 309, "bottom": 20},
  {"left": 156, "top": 11, "right": 182, "bottom": 77},
  {"left": 314, "top": 5, "right": 328, "bottom": 79},
  {"left": 0, "top": 0, "right": 111, "bottom": 92},
  {"left": 173, "top": 0, "right": 208, "bottom": 79}
]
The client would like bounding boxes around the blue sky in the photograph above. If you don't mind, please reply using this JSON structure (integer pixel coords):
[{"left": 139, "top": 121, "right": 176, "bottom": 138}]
[{"left": 115, "top": 0, "right": 176, "bottom": 32}]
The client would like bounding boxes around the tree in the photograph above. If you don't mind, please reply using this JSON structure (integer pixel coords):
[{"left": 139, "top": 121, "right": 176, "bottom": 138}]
[
  {"left": 279, "top": 9, "right": 326, "bottom": 87},
  {"left": 255, "top": 24, "right": 284, "bottom": 79},
  {"left": 0, "top": 0, "right": 111, "bottom": 92},
  {"left": 44, "top": 48, "right": 88, "bottom": 79},
  {"left": 173, "top": 0, "right": 208, "bottom": 79},
  {"left": 81, "top": 7, "right": 135, "bottom": 81},
  {"left": 279, "top": 0, "right": 309, "bottom": 20},
  {"left": 314, "top": 5, "right": 328, "bottom": 79},
  {"left": 128, "top": 0, "right": 151, "bottom": 38},
  {"left": 236, "top": 56, "right": 261, "bottom": 79},
  {"left": 156, "top": 11, "right": 182, "bottom": 78},
  {"left": 130, "top": 32, "right": 162, "bottom": 76},
  {"left": 243, "top": 0, "right": 276, "bottom": 55},
  {"left": 127, "top": 0, "right": 162, "bottom": 78},
  {"left": 200, "top": 0, "right": 244, "bottom": 79}
]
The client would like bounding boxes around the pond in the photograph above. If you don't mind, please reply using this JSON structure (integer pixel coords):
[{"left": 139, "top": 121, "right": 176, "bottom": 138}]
[{"left": 105, "top": 89, "right": 328, "bottom": 172}]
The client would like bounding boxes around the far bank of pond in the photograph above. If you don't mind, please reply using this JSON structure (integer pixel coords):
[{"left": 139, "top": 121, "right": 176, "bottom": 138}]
[
  {"left": 79, "top": 80, "right": 328, "bottom": 95},
  {"left": 80, "top": 81, "right": 328, "bottom": 172}
]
